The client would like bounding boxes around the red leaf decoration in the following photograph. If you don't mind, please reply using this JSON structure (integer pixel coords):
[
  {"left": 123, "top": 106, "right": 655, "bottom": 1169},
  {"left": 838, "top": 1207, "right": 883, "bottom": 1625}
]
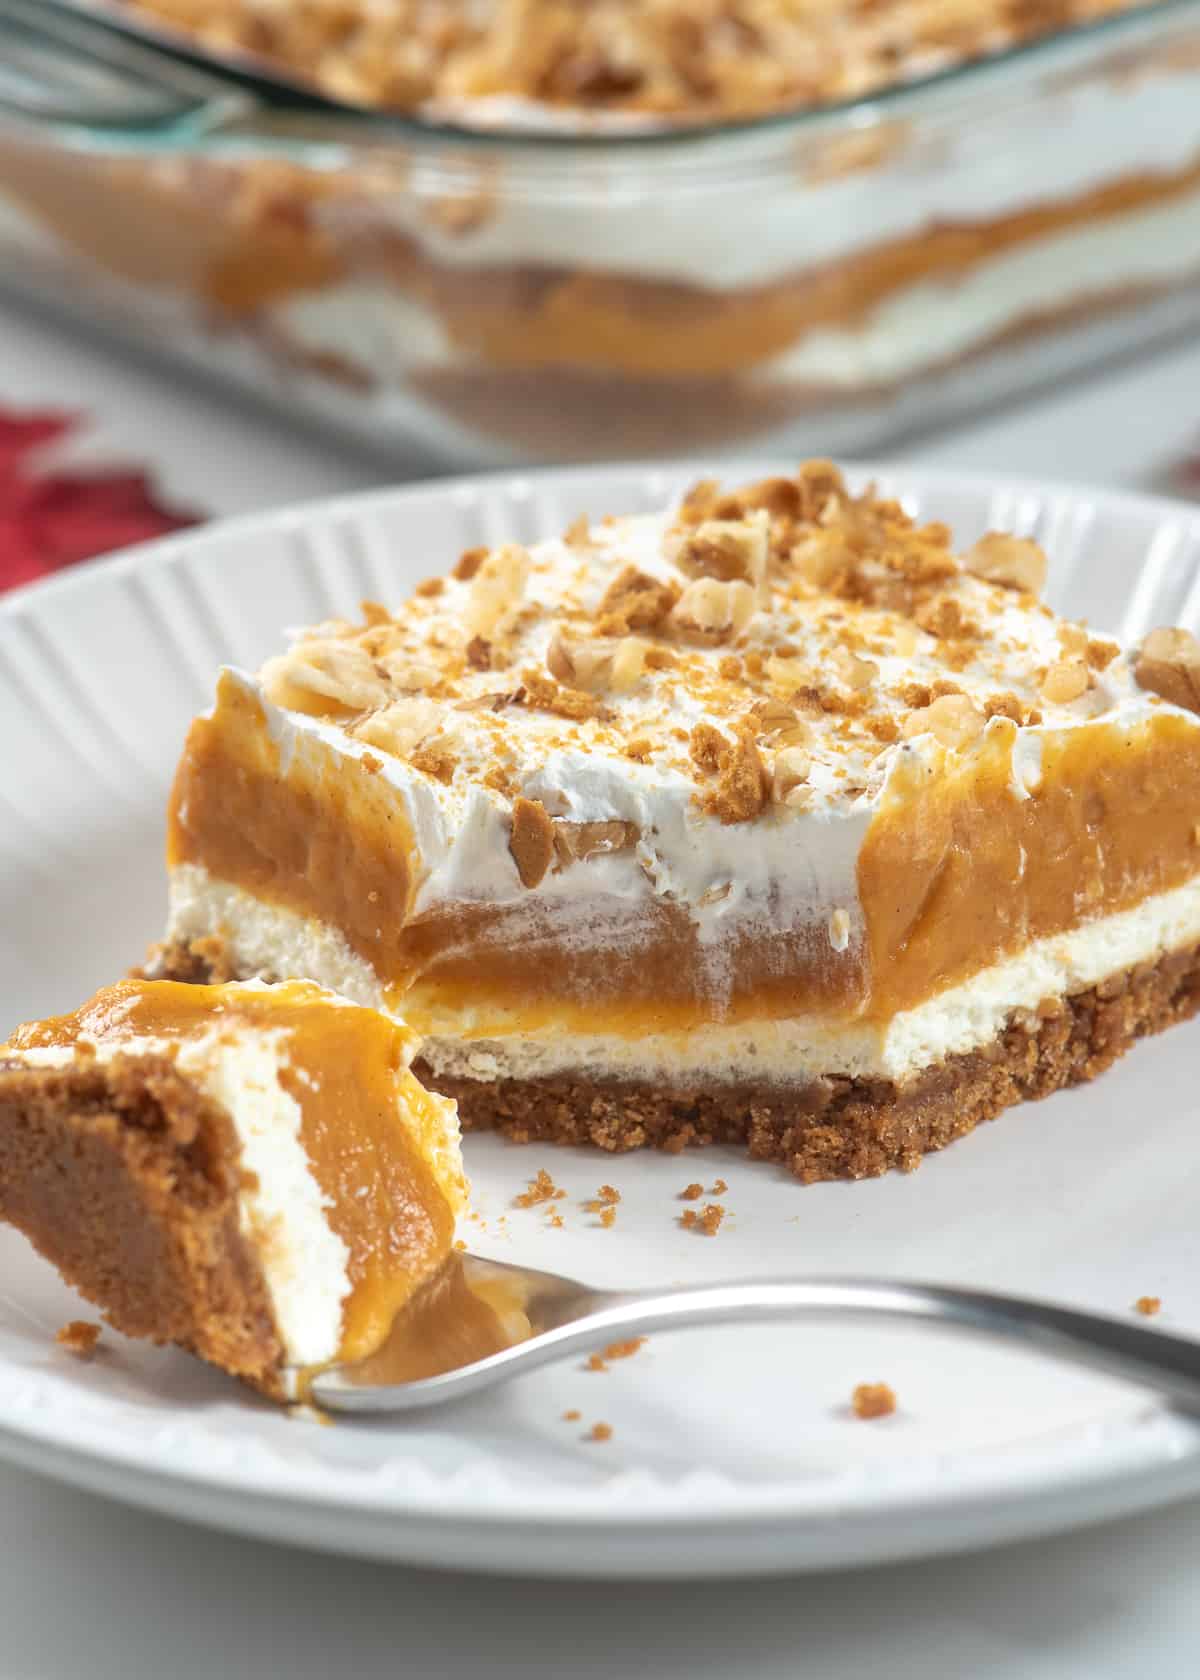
[{"left": 0, "top": 408, "right": 200, "bottom": 592}]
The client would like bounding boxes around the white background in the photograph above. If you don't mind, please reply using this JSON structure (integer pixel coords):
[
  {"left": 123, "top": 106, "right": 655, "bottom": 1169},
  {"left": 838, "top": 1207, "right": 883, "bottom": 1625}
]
[{"left": 5, "top": 294, "right": 1200, "bottom": 1676}]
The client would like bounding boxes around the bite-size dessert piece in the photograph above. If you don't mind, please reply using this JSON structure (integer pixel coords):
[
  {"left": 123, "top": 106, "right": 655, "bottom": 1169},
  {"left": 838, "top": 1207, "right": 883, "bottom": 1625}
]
[
  {"left": 161, "top": 462, "right": 1200, "bottom": 1182},
  {"left": 0, "top": 979, "right": 465, "bottom": 1395}
]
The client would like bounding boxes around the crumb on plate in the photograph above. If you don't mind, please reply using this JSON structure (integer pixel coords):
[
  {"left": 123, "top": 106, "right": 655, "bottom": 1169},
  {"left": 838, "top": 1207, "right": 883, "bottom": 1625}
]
[
  {"left": 851, "top": 1381, "right": 897, "bottom": 1420},
  {"left": 587, "top": 1422, "right": 613, "bottom": 1443},
  {"left": 1134, "top": 1295, "right": 1162, "bottom": 1317},
  {"left": 681, "top": 1203, "right": 725, "bottom": 1235},
  {"left": 513, "top": 1167, "right": 567, "bottom": 1207},
  {"left": 604, "top": 1337, "right": 646, "bottom": 1361},
  {"left": 56, "top": 1320, "right": 100, "bottom": 1360}
]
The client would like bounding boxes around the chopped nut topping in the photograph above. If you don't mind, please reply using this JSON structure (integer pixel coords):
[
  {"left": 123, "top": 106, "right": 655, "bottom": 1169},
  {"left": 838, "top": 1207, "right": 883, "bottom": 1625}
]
[
  {"left": 691, "top": 720, "right": 769, "bottom": 824},
  {"left": 262, "top": 640, "right": 389, "bottom": 714},
  {"left": 554, "top": 819, "right": 638, "bottom": 866},
  {"left": 915, "top": 595, "right": 976, "bottom": 641},
  {"left": 595, "top": 565, "right": 678, "bottom": 635},
  {"left": 465, "top": 543, "right": 530, "bottom": 637},
  {"left": 355, "top": 696, "right": 443, "bottom": 757},
  {"left": 1134, "top": 626, "right": 1200, "bottom": 714},
  {"left": 669, "top": 513, "right": 769, "bottom": 594},
  {"left": 689, "top": 722, "right": 726, "bottom": 776},
  {"left": 965, "top": 532, "right": 1048, "bottom": 595},
  {"left": 1040, "top": 659, "right": 1090, "bottom": 705},
  {"left": 378, "top": 653, "right": 442, "bottom": 693},
  {"left": 465, "top": 635, "right": 492, "bottom": 670},
  {"left": 829, "top": 646, "right": 878, "bottom": 691},
  {"left": 454, "top": 545, "right": 487, "bottom": 581},
  {"left": 509, "top": 797, "right": 556, "bottom": 888},
  {"left": 1087, "top": 638, "right": 1120, "bottom": 671},
  {"left": 564, "top": 514, "right": 591, "bottom": 547},
  {"left": 753, "top": 697, "right": 812, "bottom": 748},
  {"left": 771, "top": 746, "right": 812, "bottom": 804},
  {"left": 902, "top": 693, "right": 985, "bottom": 750},
  {"left": 766, "top": 654, "right": 819, "bottom": 703},
  {"left": 409, "top": 743, "right": 457, "bottom": 784},
  {"left": 828, "top": 907, "right": 851, "bottom": 951},
  {"left": 671, "top": 576, "right": 757, "bottom": 644},
  {"left": 519, "top": 668, "right": 607, "bottom": 721},
  {"left": 547, "top": 631, "right": 645, "bottom": 694},
  {"left": 791, "top": 528, "right": 854, "bottom": 589}
]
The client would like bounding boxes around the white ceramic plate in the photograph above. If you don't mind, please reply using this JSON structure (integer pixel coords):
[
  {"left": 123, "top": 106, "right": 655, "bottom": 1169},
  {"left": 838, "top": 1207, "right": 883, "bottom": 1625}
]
[{"left": 4, "top": 462, "right": 1200, "bottom": 1580}]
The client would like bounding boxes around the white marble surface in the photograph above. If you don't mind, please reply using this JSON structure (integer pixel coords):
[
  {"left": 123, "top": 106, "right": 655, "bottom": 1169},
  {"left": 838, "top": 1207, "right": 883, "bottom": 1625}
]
[{"left": 3, "top": 294, "right": 1200, "bottom": 1675}]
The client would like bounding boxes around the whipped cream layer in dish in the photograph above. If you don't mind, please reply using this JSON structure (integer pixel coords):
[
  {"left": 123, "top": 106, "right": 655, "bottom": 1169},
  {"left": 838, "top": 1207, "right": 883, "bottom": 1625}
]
[
  {"left": 337, "top": 69, "right": 1200, "bottom": 294},
  {"left": 162, "top": 464, "right": 1200, "bottom": 1180},
  {"left": 0, "top": 979, "right": 465, "bottom": 1392}
]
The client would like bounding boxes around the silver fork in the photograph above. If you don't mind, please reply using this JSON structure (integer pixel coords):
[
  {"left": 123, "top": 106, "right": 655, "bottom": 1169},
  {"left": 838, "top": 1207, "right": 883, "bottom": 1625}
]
[{"left": 309, "top": 1254, "right": 1200, "bottom": 1415}]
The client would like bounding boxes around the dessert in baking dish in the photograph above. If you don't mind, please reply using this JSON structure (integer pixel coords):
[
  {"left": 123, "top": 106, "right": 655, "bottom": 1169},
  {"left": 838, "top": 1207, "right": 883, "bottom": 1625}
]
[
  {"left": 158, "top": 462, "right": 1200, "bottom": 1181},
  {"left": 0, "top": 2, "right": 1198, "bottom": 460},
  {"left": 0, "top": 979, "right": 465, "bottom": 1394}
]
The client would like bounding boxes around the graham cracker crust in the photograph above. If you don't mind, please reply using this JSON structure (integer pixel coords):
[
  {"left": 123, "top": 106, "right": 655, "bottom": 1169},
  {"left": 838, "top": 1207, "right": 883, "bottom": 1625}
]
[
  {"left": 0, "top": 1052, "right": 285, "bottom": 1394},
  {"left": 421, "top": 943, "right": 1200, "bottom": 1183},
  {"left": 146, "top": 936, "right": 1200, "bottom": 1184}
]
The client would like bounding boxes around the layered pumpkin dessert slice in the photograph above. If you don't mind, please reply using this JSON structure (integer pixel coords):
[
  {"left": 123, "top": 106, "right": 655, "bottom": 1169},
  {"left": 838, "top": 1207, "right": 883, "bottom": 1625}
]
[
  {"left": 158, "top": 462, "right": 1200, "bottom": 1182},
  {"left": 0, "top": 979, "right": 466, "bottom": 1396}
]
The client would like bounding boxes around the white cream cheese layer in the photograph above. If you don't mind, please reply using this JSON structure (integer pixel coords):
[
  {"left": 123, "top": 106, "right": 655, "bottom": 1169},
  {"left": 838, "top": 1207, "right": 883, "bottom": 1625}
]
[
  {"left": 166, "top": 866, "right": 1200, "bottom": 1085},
  {"left": 10, "top": 1023, "right": 351, "bottom": 1369}
]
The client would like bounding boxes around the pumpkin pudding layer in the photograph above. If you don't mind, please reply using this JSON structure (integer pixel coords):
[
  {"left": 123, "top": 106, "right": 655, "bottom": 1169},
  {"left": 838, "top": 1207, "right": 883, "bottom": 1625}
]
[
  {"left": 159, "top": 463, "right": 1200, "bottom": 1180},
  {"left": 0, "top": 979, "right": 466, "bottom": 1396}
]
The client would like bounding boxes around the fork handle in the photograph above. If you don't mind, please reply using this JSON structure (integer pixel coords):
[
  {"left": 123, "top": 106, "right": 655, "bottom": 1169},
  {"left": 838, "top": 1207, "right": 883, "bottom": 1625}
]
[
  {"left": 602, "top": 1278, "right": 1200, "bottom": 1410},
  {"left": 312, "top": 1276, "right": 1200, "bottom": 1413}
]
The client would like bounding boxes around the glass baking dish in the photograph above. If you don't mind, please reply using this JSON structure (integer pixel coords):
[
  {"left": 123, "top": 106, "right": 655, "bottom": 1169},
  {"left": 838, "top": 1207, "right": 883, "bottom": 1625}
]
[{"left": 2, "top": 0, "right": 1200, "bottom": 468}]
